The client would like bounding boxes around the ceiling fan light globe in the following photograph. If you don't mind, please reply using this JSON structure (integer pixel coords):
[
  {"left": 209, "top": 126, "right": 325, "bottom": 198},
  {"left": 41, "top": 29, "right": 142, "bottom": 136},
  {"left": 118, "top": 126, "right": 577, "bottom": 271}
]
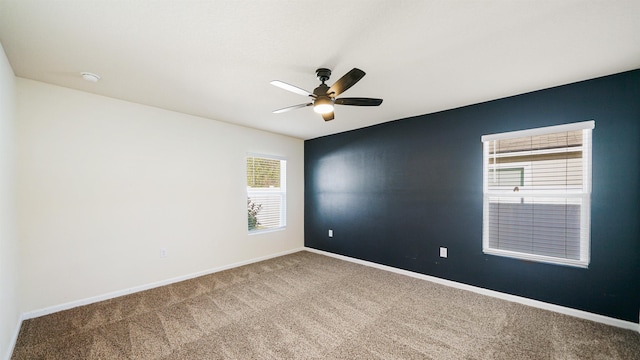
[
  {"left": 313, "top": 97, "right": 334, "bottom": 114},
  {"left": 313, "top": 104, "right": 334, "bottom": 114}
]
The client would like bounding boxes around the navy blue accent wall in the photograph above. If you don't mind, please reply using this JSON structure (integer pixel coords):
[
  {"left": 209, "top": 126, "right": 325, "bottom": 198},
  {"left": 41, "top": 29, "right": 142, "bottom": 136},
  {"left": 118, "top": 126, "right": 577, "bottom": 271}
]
[{"left": 304, "top": 70, "right": 640, "bottom": 323}]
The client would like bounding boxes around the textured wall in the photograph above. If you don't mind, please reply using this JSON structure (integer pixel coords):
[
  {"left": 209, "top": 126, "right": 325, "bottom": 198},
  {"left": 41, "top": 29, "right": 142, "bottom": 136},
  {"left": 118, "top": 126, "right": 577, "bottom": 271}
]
[{"left": 305, "top": 70, "right": 640, "bottom": 322}]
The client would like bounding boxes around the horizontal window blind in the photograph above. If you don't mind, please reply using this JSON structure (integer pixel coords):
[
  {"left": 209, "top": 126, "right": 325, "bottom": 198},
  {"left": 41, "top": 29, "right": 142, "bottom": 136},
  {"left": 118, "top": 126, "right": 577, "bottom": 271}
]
[
  {"left": 247, "top": 155, "right": 287, "bottom": 232},
  {"left": 482, "top": 121, "right": 593, "bottom": 267},
  {"left": 247, "top": 191, "right": 285, "bottom": 229}
]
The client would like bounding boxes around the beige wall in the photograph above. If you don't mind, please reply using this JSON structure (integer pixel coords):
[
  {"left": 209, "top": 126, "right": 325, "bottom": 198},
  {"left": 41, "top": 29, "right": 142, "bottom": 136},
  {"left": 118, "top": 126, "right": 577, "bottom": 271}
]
[
  {"left": 0, "top": 43, "right": 19, "bottom": 360},
  {"left": 16, "top": 78, "right": 304, "bottom": 314}
]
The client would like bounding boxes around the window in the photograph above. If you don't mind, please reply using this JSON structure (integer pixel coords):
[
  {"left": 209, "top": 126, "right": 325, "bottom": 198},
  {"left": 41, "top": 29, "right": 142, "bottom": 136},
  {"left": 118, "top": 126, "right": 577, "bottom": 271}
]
[
  {"left": 247, "top": 154, "right": 286, "bottom": 232},
  {"left": 482, "top": 121, "right": 594, "bottom": 267}
]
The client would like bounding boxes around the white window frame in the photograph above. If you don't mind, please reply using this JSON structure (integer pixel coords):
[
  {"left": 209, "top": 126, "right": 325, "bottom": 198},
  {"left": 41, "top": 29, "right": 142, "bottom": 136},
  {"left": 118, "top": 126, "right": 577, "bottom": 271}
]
[
  {"left": 481, "top": 121, "right": 594, "bottom": 267},
  {"left": 246, "top": 153, "right": 287, "bottom": 234}
]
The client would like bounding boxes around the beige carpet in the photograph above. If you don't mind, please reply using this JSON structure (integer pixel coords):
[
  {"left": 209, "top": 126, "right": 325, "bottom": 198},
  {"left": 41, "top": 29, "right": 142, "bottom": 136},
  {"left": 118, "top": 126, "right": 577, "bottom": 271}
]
[{"left": 11, "top": 251, "right": 640, "bottom": 359}]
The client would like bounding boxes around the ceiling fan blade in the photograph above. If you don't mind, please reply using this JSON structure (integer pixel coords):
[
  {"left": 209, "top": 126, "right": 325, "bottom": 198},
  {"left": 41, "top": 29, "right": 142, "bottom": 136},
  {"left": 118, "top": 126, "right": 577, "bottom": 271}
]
[
  {"left": 270, "top": 80, "right": 313, "bottom": 97},
  {"left": 335, "top": 97, "right": 383, "bottom": 106},
  {"left": 328, "top": 68, "right": 366, "bottom": 97},
  {"left": 272, "top": 103, "right": 313, "bottom": 114},
  {"left": 321, "top": 111, "right": 335, "bottom": 121}
]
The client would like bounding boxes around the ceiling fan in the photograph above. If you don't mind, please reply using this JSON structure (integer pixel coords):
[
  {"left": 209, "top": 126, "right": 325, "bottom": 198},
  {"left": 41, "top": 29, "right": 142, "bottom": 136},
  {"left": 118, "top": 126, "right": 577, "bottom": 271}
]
[{"left": 270, "top": 68, "right": 383, "bottom": 121}]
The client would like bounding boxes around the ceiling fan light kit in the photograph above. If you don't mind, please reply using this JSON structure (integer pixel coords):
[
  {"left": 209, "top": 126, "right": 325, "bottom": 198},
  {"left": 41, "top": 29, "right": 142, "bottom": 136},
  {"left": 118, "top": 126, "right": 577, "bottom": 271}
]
[
  {"left": 271, "top": 67, "right": 382, "bottom": 121},
  {"left": 313, "top": 96, "right": 334, "bottom": 114}
]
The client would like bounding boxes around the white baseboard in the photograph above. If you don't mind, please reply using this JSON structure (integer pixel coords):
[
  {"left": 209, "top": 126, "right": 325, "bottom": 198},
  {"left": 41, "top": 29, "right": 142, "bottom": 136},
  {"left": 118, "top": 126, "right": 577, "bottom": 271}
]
[
  {"left": 4, "top": 314, "right": 23, "bottom": 360},
  {"left": 305, "top": 247, "right": 640, "bottom": 333},
  {"left": 21, "top": 247, "right": 305, "bottom": 321}
]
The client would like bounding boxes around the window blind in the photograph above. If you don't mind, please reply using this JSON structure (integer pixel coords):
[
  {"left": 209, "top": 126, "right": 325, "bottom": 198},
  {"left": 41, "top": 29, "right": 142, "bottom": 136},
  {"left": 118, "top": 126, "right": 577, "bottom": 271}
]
[{"left": 482, "top": 121, "right": 594, "bottom": 267}]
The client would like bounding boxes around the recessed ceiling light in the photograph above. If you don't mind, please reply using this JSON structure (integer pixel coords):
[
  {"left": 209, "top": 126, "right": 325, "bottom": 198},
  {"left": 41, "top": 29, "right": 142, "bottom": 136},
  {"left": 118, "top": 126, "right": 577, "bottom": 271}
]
[{"left": 80, "top": 72, "right": 100, "bottom": 82}]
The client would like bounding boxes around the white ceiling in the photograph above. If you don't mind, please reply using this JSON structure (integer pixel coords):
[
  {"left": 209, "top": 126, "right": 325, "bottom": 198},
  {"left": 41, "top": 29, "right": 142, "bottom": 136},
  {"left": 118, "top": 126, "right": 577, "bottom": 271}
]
[{"left": 1, "top": 1, "right": 639, "bottom": 140}]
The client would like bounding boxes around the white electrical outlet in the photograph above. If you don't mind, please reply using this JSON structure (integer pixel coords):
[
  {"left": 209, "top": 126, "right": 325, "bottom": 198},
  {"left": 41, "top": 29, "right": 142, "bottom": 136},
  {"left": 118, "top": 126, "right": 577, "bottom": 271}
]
[
  {"left": 328, "top": 229, "right": 333, "bottom": 237},
  {"left": 160, "top": 247, "right": 167, "bottom": 258},
  {"left": 439, "top": 247, "right": 448, "bottom": 258}
]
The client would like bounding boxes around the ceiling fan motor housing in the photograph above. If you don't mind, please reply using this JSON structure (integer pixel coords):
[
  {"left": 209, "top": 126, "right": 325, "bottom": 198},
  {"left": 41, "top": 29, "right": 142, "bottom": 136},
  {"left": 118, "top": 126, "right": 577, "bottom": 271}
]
[{"left": 313, "top": 83, "right": 331, "bottom": 97}]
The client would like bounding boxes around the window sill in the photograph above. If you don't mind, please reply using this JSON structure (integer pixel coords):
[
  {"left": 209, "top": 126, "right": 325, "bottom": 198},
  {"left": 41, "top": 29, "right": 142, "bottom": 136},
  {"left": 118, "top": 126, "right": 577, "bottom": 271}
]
[
  {"left": 483, "top": 248, "right": 589, "bottom": 268},
  {"left": 248, "top": 227, "right": 286, "bottom": 236}
]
